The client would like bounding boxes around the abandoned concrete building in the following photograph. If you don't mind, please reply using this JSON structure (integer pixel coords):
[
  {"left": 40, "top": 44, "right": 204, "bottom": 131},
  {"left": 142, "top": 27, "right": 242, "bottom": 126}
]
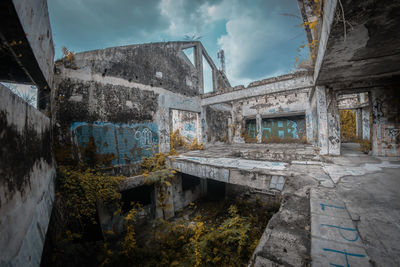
[{"left": 1, "top": 0, "right": 400, "bottom": 266}]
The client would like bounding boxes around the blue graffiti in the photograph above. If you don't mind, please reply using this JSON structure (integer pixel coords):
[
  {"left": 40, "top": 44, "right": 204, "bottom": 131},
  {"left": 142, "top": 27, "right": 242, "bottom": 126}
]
[
  {"left": 322, "top": 248, "right": 365, "bottom": 267},
  {"left": 71, "top": 122, "right": 158, "bottom": 166},
  {"left": 184, "top": 123, "right": 196, "bottom": 132},
  {"left": 320, "top": 203, "right": 345, "bottom": 211},
  {"left": 321, "top": 224, "right": 359, "bottom": 242}
]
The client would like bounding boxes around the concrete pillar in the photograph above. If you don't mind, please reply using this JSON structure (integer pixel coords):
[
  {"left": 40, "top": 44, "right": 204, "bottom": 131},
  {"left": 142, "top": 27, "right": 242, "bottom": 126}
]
[
  {"left": 256, "top": 114, "right": 262, "bottom": 143},
  {"left": 361, "top": 107, "right": 370, "bottom": 140},
  {"left": 326, "top": 88, "right": 341, "bottom": 155},
  {"left": 200, "top": 178, "right": 207, "bottom": 197},
  {"left": 201, "top": 106, "right": 208, "bottom": 144},
  {"left": 316, "top": 86, "right": 329, "bottom": 155},
  {"left": 194, "top": 44, "right": 204, "bottom": 94},
  {"left": 157, "top": 106, "right": 170, "bottom": 153},
  {"left": 370, "top": 88, "right": 400, "bottom": 157},
  {"left": 355, "top": 108, "right": 362, "bottom": 139},
  {"left": 227, "top": 117, "right": 233, "bottom": 143},
  {"left": 155, "top": 184, "right": 175, "bottom": 219},
  {"left": 305, "top": 108, "right": 313, "bottom": 143}
]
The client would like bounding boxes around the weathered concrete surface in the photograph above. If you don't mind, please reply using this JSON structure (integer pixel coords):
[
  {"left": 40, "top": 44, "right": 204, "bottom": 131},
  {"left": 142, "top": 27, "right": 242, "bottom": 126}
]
[
  {"left": 315, "top": 86, "right": 328, "bottom": 155},
  {"left": 181, "top": 143, "right": 319, "bottom": 162},
  {"left": 0, "top": 84, "right": 55, "bottom": 266},
  {"left": 202, "top": 73, "right": 313, "bottom": 106},
  {"left": 302, "top": 0, "right": 400, "bottom": 87},
  {"left": 337, "top": 93, "right": 369, "bottom": 110},
  {"left": 310, "top": 194, "right": 371, "bottom": 267},
  {"left": 206, "top": 104, "right": 231, "bottom": 143},
  {"left": 0, "top": 0, "right": 54, "bottom": 110},
  {"left": 231, "top": 88, "right": 312, "bottom": 144},
  {"left": 310, "top": 143, "right": 400, "bottom": 266},
  {"left": 248, "top": 141, "right": 400, "bottom": 266},
  {"left": 53, "top": 44, "right": 219, "bottom": 173},
  {"left": 170, "top": 109, "right": 201, "bottom": 142},
  {"left": 370, "top": 87, "right": 400, "bottom": 156},
  {"left": 250, "top": 194, "right": 312, "bottom": 267},
  {"left": 326, "top": 89, "right": 340, "bottom": 155},
  {"left": 169, "top": 154, "right": 287, "bottom": 191}
]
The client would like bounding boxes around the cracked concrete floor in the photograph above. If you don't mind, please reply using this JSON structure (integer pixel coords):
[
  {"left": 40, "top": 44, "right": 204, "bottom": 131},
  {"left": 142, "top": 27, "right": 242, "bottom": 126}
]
[{"left": 311, "top": 143, "right": 400, "bottom": 267}]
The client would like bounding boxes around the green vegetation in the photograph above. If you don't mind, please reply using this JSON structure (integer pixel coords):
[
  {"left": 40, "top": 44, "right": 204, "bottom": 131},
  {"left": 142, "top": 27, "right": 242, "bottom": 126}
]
[
  {"left": 45, "top": 129, "right": 276, "bottom": 266},
  {"left": 104, "top": 197, "right": 280, "bottom": 267},
  {"left": 340, "top": 109, "right": 357, "bottom": 142}
]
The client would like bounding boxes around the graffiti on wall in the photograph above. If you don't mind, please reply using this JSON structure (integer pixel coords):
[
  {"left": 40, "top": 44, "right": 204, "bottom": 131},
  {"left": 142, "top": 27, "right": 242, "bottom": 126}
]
[
  {"left": 246, "top": 116, "right": 305, "bottom": 140},
  {"left": 71, "top": 122, "right": 158, "bottom": 166},
  {"left": 246, "top": 119, "right": 257, "bottom": 140},
  {"left": 170, "top": 109, "right": 200, "bottom": 141},
  {"left": 262, "top": 119, "right": 299, "bottom": 139}
]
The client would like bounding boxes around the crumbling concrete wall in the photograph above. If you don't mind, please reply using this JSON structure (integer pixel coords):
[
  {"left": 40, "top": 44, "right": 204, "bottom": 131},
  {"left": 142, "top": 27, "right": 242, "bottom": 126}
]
[
  {"left": 65, "top": 43, "right": 201, "bottom": 96},
  {"left": 53, "top": 42, "right": 221, "bottom": 174},
  {"left": 170, "top": 109, "right": 201, "bottom": 142},
  {"left": 100, "top": 172, "right": 206, "bottom": 231},
  {"left": 206, "top": 104, "right": 231, "bottom": 143},
  {"left": 0, "top": 84, "right": 55, "bottom": 266},
  {"left": 231, "top": 88, "right": 312, "bottom": 143},
  {"left": 371, "top": 87, "right": 400, "bottom": 156}
]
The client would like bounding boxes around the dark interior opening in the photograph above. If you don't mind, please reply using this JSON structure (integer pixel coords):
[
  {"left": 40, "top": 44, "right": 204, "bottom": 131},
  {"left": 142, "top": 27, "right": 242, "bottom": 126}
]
[
  {"left": 207, "top": 179, "right": 225, "bottom": 200},
  {"left": 182, "top": 173, "right": 200, "bottom": 191},
  {"left": 121, "top": 184, "right": 153, "bottom": 214}
]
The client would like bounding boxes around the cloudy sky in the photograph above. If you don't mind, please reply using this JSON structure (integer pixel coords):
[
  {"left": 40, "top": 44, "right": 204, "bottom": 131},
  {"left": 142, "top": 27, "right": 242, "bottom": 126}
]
[{"left": 48, "top": 0, "right": 308, "bottom": 86}]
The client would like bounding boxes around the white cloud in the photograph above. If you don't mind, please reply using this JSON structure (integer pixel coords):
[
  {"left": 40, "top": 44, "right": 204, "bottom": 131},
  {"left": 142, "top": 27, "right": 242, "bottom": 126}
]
[
  {"left": 159, "top": 0, "right": 209, "bottom": 37},
  {"left": 158, "top": 0, "right": 305, "bottom": 86}
]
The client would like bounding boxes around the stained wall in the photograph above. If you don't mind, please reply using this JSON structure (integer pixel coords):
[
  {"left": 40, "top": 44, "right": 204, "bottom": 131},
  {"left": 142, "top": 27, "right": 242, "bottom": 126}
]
[{"left": 0, "top": 84, "right": 55, "bottom": 266}]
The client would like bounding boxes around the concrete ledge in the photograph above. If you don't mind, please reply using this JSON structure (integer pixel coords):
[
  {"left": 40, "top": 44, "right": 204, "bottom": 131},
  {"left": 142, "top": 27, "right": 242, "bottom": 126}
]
[
  {"left": 201, "top": 75, "right": 313, "bottom": 106},
  {"left": 169, "top": 155, "right": 287, "bottom": 191}
]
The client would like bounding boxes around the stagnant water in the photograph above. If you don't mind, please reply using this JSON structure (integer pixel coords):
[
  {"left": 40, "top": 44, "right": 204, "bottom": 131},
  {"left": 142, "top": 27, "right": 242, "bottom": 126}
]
[{"left": 42, "top": 194, "right": 280, "bottom": 267}]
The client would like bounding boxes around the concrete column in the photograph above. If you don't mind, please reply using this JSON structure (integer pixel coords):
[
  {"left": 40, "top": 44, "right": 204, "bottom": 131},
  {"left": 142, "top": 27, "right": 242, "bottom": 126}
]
[
  {"left": 362, "top": 107, "right": 370, "bottom": 140},
  {"left": 355, "top": 108, "right": 362, "bottom": 139},
  {"left": 212, "top": 69, "right": 218, "bottom": 92},
  {"left": 316, "top": 86, "right": 328, "bottom": 155},
  {"left": 326, "top": 88, "right": 341, "bottom": 155},
  {"left": 194, "top": 44, "right": 204, "bottom": 94},
  {"left": 200, "top": 178, "right": 207, "bottom": 197},
  {"left": 155, "top": 184, "right": 175, "bottom": 219},
  {"left": 227, "top": 117, "right": 233, "bottom": 143},
  {"left": 305, "top": 108, "right": 313, "bottom": 143},
  {"left": 156, "top": 106, "right": 170, "bottom": 153},
  {"left": 256, "top": 114, "right": 262, "bottom": 143},
  {"left": 201, "top": 106, "right": 208, "bottom": 144}
]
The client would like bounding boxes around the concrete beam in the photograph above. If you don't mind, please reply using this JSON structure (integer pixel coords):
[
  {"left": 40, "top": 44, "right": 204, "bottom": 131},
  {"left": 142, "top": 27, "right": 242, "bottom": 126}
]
[
  {"left": 201, "top": 75, "right": 313, "bottom": 106},
  {"left": 0, "top": 0, "right": 54, "bottom": 110},
  {"left": 169, "top": 155, "right": 287, "bottom": 191},
  {"left": 313, "top": 0, "right": 338, "bottom": 84}
]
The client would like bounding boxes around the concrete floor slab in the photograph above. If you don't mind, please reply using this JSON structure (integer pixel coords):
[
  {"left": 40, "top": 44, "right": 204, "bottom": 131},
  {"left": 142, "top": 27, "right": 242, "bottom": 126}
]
[
  {"left": 311, "top": 238, "right": 371, "bottom": 267},
  {"left": 310, "top": 198, "right": 350, "bottom": 219},
  {"left": 174, "top": 155, "right": 288, "bottom": 170},
  {"left": 311, "top": 213, "right": 363, "bottom": 247}
]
